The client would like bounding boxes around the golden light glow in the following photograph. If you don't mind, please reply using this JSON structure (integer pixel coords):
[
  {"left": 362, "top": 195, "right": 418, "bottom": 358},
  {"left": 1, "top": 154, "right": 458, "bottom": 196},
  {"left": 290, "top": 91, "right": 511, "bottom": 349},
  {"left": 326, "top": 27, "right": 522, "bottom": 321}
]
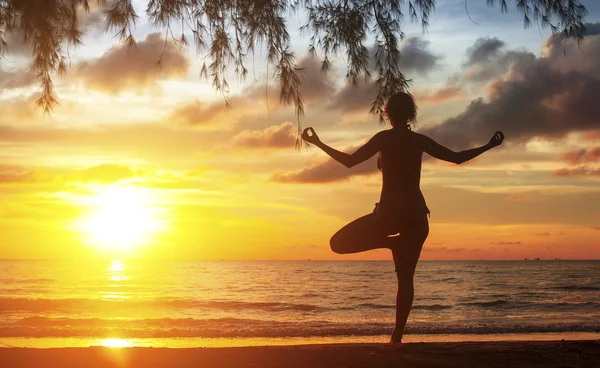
[
  {"left": 77, "top": 187, "right": 166, "bottom": 254},
  {"left": 100, "top": 338, "right": 133, "bottom": 348}
]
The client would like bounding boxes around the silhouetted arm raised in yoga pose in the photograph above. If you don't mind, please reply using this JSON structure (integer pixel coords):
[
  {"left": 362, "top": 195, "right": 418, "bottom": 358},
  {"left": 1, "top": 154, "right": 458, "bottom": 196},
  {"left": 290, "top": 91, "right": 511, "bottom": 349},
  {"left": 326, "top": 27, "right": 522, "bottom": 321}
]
[
  {"left": 419, "top": 131, "right": 505, "bottom": 164},
  {"left": 302, "top": 127, "right": 382, "bottom": 168}
]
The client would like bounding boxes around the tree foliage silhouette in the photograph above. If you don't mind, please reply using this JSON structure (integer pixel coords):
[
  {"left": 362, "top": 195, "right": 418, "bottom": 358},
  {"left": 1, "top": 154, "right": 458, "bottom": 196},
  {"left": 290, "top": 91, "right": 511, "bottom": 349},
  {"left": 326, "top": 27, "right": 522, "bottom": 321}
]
[{"left": 0, "top": 0, "right": 589, "bottom": 135}]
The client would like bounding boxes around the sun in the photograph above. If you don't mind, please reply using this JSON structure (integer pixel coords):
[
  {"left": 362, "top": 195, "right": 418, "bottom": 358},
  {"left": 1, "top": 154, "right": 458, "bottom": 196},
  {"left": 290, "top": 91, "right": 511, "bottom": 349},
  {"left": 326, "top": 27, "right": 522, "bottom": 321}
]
[{"left": 77, "top": 187, "right": 166, "bottom": 254}]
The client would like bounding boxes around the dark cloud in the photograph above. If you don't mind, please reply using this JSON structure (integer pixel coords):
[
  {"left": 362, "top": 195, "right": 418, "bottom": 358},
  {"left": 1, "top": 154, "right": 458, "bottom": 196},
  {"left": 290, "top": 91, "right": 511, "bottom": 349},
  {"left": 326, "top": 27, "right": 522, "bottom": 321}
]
[
  {"left": 398, "top": 37, "right": 441, "bottom": 75},
  {"left": 459, "top": 37, "right": 534, "bottom": 82},
  {"left": 464, "top": 37, "right": 506, "bottom": 66},
  {"left": 458, "top": 37, "right": 537, "bottom": 83},
  {"left": 327, "top": 37, "right": 441, "bottom": 113},
  {"left": 420, "top": 28, "right": 600, "bottom": 150},
  {"left": 296, "top": 57, "right": 336, "bottom": 103},
  {"left": 232, "top": 122, "right": 297, "bottom": 149},
  {"left": 586, "top": 22, "right": 600, "bottom": 36},
  {"left": 327, "top": 81, "right": 377, "bottom": 113},
  {"left": 272, "top": 145, "right": 378, "bottom": 183},
  {"left": 464, "top": 50, "right": 533, "bottom": 82},
  {"left": 72, "top": 32, "right": 189, "bottom": 93},
  {"left": 489, "top": 241, "right": 522, "bottom": 245}
]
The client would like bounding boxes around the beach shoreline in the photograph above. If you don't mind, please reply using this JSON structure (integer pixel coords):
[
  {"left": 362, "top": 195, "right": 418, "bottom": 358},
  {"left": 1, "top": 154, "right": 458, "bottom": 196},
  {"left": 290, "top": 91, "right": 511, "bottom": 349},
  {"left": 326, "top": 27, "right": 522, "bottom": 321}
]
[
  {"left": 1, "top": 332, "right": 599, "bottom": 349},
  {"left": 2, "top": 340, "right": 599, "bottom": 368}
]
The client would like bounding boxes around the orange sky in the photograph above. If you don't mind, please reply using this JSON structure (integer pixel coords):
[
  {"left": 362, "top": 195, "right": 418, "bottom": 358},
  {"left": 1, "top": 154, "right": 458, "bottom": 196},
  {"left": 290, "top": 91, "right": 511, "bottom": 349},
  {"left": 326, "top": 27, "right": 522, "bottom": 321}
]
[{"left": 1, "top": 3, "right": 599, "bottom": 261}]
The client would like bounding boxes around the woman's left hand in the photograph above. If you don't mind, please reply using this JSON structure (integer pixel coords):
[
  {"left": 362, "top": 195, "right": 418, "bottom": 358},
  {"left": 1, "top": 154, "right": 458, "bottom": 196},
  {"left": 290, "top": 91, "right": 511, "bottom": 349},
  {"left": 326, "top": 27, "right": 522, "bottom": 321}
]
[
  {"left": 302, "top": 127, "right": 321, "bottom": 145},
  {"left": 487, "top": 131, "right": 505, "bottom": 148}
]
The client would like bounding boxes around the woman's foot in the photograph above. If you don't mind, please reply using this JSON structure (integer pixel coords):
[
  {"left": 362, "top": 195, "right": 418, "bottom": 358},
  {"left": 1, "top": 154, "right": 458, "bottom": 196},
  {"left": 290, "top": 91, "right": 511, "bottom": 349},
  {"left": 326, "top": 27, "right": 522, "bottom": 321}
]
[{"left": 390, "top": 329, "right": 403, "bottom": 344}]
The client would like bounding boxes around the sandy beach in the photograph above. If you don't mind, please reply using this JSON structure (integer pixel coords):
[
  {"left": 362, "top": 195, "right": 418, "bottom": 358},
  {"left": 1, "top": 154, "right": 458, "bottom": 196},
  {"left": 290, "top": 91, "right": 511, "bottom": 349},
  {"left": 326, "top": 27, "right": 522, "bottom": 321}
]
[{"left": 2, "top": 341, "right": 599, "bottom": 368}]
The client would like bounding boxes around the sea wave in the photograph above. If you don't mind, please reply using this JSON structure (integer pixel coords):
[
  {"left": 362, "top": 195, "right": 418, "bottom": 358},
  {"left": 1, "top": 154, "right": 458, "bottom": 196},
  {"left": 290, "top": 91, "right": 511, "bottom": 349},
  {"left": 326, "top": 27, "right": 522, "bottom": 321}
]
[
  {"left": 0, "top": 297, "right": 328, "bottom": 313},
  {"left": 548, "top": 285, "right": 600, "bottom": 291},
  {"left": 2, "top": 297, "right": 599, "bottom": 315},
  {"left": 1, "top": 317, "right": 598, "bottom": 338}
]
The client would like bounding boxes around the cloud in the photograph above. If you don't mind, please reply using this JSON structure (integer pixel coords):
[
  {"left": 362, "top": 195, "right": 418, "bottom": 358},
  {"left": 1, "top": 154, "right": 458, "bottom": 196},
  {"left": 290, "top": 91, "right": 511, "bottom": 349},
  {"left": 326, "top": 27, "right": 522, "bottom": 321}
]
[
  {"left": 0, "top": 163, "right": 134, "bottom": 185},
  {"left": 0, "top": 122, "right": 226, "bottom": 163},
  {"left": 580, "top": 131, "right": 600, "bottom": 142},
  {"left": 232, "top": 122, "right": 297, "bottom": 149},
  {"left": 553, "top": 167, "right": 600, "bottom": 177},
  {"left": 72, "top": 32, "right": 189, "bottom": 93},
  {"left": 423, "top": 246, "right": 469, "bottom": 253},
  {"left": 464, "top": 37, "right": 506, "bottom": 66},
  {"left": 420, "top": 26, "right": 600, "bottom": 150},
  {"left": 327, "top": 81, "right": 377, "bottom": 113},
  {"left": 489, "top": 241, "right": 522, "bottom": 245},
  {"left": 3, "top": 3, "right": 108, "bottom": 57},
  {"left": 457, "top": 37, "right": 534, "bottom": 82},
  {"left": 414, "top": 85, "right": 466, "bottom": 104},
  {"left": 0, "top": 165, "right": 51, "bottom": 184},
  {"left": 79, "top": 164, "right": 133, "bottom": 183},
  {"left": 166, "top": 56, "right": 335, "bottom": 128},
  {"left": 558, "top": 147, "right": 600, "bottom": 165},
  {"left": 168, "top": 99, "right": 231, "bottom": 127},
  {"left": 398, "top": 37, "right": 442, "bottom": 75},
  {"left": 272, "top": 145, "right": 379, "bottom": 183},
  {"left": 327, "top": 36, "right": 441, "bottom": 113},
  {"left": 460, "top": 37, "right": 534, "bottom": 82},
  {"left": 541, "top": 22, "right": 600, "bottom": 75},
  {"left": 296, "top": 57, "right": 336, "bottom": 103},
  {"left": 0, "top": 68, "right": 37, "bottom": 90},
  {"left": 2, "top": 31, "right": 31, "bottom": 56},
  {"left": 506, "top": 193, "right": 535, "bottom": 201}
]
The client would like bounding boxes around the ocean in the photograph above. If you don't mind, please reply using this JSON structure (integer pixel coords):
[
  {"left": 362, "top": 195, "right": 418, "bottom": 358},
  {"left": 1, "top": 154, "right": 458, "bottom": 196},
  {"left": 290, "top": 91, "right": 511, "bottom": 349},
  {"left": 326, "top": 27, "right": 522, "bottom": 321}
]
[{"left": 1, "top": 260, "right": 599, "bottom": 347}]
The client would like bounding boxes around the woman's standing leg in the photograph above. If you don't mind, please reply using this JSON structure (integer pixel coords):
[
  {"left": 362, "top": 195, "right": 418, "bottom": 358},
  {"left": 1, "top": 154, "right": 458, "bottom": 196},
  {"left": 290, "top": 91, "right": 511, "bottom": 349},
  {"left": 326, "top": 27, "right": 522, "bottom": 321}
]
[{"left": 390, "top": 215, "right": 429, "bottom": 343}]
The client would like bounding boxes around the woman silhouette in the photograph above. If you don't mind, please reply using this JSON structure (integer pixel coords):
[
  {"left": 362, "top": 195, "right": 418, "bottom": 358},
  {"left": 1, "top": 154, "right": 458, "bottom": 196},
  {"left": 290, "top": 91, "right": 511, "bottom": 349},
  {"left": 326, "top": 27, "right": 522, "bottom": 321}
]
[{"left": 301, "top": 92, "right": 504, "bottom": 343}]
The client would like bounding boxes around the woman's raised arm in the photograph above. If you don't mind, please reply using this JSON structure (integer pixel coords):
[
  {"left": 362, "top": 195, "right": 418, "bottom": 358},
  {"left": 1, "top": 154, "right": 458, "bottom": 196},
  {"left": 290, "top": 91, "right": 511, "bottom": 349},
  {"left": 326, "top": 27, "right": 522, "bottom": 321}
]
[
  {"left": 419, "top": 131, "right": 504, "bottom": 164},
  {"left": 302, "top": 127, "right": 383, "bottom": 168}
]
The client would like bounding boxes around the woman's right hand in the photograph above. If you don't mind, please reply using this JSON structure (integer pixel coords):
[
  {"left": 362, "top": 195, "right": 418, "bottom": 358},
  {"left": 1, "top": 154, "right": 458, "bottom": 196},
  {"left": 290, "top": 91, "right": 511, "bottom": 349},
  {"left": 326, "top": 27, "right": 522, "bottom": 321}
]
[
  {"left": 302, "top": 127, "right": 321, "bottom": 145},
  {"left": 487, "top": 131, "right": 505, "bottom": 148}
]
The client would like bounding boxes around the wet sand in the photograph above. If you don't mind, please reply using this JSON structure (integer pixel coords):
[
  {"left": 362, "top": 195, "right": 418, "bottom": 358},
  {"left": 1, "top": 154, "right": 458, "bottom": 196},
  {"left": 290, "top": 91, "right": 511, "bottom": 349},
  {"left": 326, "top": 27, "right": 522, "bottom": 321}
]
[{"left": 2, "top": 340, "right": 599, "bottom": 368}]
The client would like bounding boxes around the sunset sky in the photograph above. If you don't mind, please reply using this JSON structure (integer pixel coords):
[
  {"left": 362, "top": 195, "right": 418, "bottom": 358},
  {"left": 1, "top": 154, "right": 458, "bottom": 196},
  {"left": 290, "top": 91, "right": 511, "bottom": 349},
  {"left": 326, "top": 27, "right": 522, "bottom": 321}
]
[{"left": 1, "top": 0, "right": 599, "bottom": 261}]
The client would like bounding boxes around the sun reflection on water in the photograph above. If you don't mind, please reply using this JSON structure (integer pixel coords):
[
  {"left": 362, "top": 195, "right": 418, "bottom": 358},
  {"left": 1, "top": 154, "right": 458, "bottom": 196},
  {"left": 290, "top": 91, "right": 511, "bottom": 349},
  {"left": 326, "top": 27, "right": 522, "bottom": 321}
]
[
  {"left": 101, "top": 259, "right": 130, "bottom": 300},
  {"left": 108, "top": 259, "right": 127, "bottom": 282}
]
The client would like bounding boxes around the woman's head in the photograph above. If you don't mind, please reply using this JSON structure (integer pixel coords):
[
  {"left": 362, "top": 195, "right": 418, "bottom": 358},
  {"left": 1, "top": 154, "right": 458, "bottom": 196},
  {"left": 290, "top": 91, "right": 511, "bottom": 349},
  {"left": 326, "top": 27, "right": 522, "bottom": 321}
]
[{"left": 384, "top": 92, "right": 417, "bottom": 129}]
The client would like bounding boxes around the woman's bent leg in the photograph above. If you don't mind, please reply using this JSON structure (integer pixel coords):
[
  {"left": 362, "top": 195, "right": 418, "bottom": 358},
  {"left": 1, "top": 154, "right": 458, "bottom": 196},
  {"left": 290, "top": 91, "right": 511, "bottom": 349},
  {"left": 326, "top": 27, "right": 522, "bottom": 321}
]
[
  {"left": 330, "top": 213, "right": 391, "bottom": 254},
  {"left": 390, "top": 216, "right": 429, "bottom": 343}
]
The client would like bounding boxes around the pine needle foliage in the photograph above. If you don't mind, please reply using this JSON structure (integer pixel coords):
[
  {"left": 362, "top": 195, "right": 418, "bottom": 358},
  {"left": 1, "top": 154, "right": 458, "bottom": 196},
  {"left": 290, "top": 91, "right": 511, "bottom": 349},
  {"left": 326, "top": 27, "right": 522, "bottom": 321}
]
[{"left": 0, "top": 0, "right": 589, "bottom": 137}]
